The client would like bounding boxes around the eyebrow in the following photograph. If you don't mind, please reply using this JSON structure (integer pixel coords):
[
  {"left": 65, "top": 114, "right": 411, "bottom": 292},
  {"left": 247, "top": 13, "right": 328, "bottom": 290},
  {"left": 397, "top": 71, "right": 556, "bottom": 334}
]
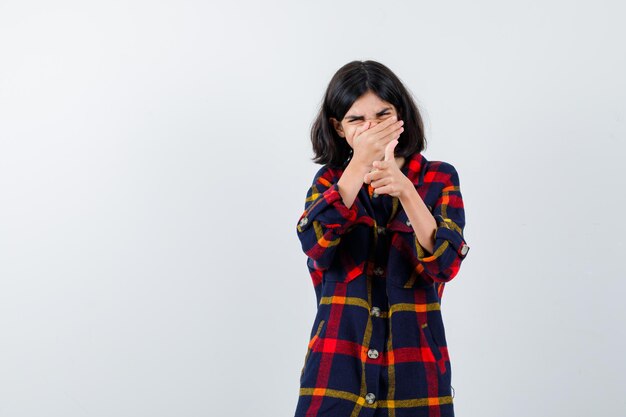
[{"left": 344, "top": 107, "right": 393, "bottom": 121}]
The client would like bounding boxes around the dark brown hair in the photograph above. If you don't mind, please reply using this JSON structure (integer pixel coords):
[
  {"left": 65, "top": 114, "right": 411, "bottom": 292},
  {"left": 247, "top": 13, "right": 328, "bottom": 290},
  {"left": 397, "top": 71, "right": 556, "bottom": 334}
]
[{"left": 310, "top": 60, "right": 427, "bottom": 168}]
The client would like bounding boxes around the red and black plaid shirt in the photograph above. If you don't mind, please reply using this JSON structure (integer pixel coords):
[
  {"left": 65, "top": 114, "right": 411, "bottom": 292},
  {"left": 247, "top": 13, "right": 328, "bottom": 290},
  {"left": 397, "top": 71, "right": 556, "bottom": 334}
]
[{"left": 294, "top": 151, "right": 470, "bottom": 417}]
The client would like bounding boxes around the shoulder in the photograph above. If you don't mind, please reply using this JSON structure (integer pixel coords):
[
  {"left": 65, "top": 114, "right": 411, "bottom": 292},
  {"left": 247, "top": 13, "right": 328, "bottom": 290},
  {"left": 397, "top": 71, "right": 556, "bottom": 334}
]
[
  {"left": 427, "top": 160, "right": 458, "bottom": 175},
  {"left": 311, "top": 164, "right": 343, "bottom": 186},
  {"left": 424, "top": 159, "right": 461, "bottom": 188}
]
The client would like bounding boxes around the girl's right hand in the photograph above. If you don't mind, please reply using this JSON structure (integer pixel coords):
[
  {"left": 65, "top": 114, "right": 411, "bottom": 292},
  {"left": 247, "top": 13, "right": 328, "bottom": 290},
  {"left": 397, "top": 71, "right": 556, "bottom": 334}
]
[{"left": 350, "top": 115, "right": 405, "bottom": 168}]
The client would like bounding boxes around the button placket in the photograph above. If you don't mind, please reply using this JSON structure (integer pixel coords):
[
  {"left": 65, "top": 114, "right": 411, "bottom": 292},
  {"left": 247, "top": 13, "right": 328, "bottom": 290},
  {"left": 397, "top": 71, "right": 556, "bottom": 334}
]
[{"left": 364, "top": 195, "right": 388, "bottom": 408}]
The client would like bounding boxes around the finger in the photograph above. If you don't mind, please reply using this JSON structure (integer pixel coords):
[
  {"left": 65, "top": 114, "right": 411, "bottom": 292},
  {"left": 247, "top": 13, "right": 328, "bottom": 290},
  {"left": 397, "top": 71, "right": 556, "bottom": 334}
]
[
  {"left": 384, "top": 139, "right": 398, "bottom": 161},
  {"left": 352, "top": 121, "right": 371, "bottom": 143},
  {"left": 373, "top": 184, "right": 393, "bottom": 195},
  {"left": 370, "top": 117, "right": 403, "bottom": 142},
  {"left": 365, "top": 115, "right": 399, "bottom": 137},
  {"left": 365, "top": 166, "right": 380, "bottom": 183},
  {"left": 372, "top": 176, "right": 391, "bottom": 190},
  {"left": 373, "top": 160, "right": 391, "bottom": 170}
]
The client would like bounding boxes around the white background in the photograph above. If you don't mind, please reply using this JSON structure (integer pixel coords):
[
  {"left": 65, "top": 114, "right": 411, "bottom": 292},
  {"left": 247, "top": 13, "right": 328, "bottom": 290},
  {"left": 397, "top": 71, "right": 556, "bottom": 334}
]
[{"left": 1, "top": 1, "right": 625, "bottom": 416}]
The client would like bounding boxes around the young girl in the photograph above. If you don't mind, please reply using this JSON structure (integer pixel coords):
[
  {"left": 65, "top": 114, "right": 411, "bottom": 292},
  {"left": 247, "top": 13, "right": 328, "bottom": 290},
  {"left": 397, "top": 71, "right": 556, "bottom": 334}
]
[{"left": 294, "top": 60, "right": 470, "bottom": 417}]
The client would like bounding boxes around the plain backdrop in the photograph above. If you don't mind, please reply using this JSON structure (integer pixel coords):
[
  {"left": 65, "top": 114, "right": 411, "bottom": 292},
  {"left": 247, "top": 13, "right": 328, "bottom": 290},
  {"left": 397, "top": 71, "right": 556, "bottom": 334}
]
[{"left": 1, "top": 1, "right": 625, "bottom": 416}]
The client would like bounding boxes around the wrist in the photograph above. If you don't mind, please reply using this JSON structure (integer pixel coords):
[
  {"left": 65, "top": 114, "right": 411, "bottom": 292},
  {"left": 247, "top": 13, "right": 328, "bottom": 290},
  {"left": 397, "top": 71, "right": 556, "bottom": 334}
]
[
  {"left": 398, "top": 178, "right": 416, "bottom": 201},
  {"left": 347, "top": 156, "right": 371, "bottom": 178}
]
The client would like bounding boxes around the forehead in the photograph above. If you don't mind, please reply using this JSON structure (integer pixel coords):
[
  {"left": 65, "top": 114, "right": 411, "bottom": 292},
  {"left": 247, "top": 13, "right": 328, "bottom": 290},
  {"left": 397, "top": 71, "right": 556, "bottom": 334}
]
[{"left": 346, "top": 91, "right": 395, "bottom": 115}]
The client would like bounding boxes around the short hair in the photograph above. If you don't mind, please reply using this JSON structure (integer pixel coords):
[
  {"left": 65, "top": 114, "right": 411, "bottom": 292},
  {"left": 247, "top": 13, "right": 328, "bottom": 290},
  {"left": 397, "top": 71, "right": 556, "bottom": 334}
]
[{"left": 310, "top": 60, "right": 427, "bottom": 168}]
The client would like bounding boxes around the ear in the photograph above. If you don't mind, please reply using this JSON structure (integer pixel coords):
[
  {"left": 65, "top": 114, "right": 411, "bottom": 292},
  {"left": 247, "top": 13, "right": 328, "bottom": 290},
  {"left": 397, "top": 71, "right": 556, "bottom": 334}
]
[{"left": 329, "top": 117, "right": 345, "bottom": 138}]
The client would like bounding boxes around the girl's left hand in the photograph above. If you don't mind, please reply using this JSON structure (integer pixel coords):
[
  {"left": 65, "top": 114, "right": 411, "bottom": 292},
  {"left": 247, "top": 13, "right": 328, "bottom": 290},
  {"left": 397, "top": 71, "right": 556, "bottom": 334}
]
[{"left": 363, "top": 139, "right": 412, "bottom": 198}]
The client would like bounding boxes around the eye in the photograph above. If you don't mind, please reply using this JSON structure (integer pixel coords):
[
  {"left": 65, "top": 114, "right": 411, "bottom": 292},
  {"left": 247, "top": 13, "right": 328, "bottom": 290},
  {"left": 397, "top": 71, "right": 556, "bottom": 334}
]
[{"left": 347, "top": 112, "right": 392, "bottom": 123}]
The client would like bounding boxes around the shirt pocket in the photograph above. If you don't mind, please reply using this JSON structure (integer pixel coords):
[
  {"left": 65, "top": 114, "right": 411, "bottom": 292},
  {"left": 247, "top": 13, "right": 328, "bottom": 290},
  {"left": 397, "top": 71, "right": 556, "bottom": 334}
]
[
  {"left": 385, "top": 208, "right": 435, "bottom": 289},
  {"left": 322, "top": 226, "right": 370, "bottom": 284},
  {"left": 299, "top": 319, "right": 326, "bottom": 383},
  {"left": 419, "top": 321, "right": 446, "bottom": 374}
]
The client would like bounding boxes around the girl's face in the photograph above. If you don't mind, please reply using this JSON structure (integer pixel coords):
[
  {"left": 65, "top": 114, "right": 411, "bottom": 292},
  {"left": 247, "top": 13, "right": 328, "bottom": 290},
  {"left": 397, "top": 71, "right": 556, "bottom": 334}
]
[{"left": 330, "top": 90, "right": 399, "bottom": 149}]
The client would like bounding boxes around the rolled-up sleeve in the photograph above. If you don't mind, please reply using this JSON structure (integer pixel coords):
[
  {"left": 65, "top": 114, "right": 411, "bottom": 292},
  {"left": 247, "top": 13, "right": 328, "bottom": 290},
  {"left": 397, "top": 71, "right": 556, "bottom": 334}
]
[
  {"left": 413, "top": 164, "right": 470, "bottom": 283},
  {"left": 296, "top": 166, "right": 370, "bottom": 270}
]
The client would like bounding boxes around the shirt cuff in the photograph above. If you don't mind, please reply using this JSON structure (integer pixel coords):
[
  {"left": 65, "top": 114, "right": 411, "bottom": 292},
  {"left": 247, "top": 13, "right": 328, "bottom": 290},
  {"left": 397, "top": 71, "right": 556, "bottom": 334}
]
[
  {"left": 414, "top": 215, "right": 470, "bottom": 264},
  {"left": 297, "top": 183, "right": 369, "bottom": 235}
]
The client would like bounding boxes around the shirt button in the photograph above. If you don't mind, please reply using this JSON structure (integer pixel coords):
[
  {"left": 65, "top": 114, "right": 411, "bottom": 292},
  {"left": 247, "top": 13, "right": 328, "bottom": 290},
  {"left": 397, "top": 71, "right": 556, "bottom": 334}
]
[
  {"left": 370, "top": 306, "right": 381, "bottom": 317},
  {"left": 405, "top": 219, "right": 411, "bottom": 227},
  {"left": 376, "top": 226, "right": 386, "bottom": 235},
  {"left": 365, "top": 393, "right": 376, "bottom": 404},
  {"left": 373, "top": 266, "right": 384, "bottom": 277},
  {"left": 298, "top": 217, "right": 308, "bottom": 227},
  {"left": 460, "top": 243, "right": 470, "bottom": 256},
  {"left": 372, "top": 192, "right": 379, "bottom": 198},
  {"left": 367, "top": 348, "right": 379, "bottom": 359}
]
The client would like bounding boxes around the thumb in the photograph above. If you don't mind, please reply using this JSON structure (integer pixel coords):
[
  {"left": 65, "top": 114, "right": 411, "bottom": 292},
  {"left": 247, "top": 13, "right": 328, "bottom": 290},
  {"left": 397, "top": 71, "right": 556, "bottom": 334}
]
[{"left": 384, "top": 139, "right": 398, "bottom": 162}]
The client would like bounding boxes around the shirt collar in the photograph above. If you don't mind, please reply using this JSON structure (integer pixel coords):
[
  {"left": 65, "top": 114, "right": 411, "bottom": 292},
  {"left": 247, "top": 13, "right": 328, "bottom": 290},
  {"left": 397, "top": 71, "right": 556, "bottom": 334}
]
[{"left": 401, "top": 151, "right": 427, "bottom": 187}]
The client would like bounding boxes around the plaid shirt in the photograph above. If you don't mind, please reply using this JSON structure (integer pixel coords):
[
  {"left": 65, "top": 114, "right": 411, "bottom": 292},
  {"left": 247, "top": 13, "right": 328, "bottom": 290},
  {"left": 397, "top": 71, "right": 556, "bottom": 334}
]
[{"left": 294, "top": 151, "right": 470, "bottom": 417}]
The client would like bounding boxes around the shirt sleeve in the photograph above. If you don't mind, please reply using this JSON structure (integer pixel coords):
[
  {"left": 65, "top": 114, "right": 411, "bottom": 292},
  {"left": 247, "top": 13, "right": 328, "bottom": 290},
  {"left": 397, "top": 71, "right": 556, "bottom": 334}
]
[
  {"left": 412, "top": 163, "right": 470, "bottom": 283},
  {"left": 296, "top": 165, "right": 371, "bottom": 271}
]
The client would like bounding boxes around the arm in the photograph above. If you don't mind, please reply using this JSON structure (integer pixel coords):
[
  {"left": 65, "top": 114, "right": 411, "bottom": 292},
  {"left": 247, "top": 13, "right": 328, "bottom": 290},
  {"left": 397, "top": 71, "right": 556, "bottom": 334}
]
[
  {"left": 399, "top": 180, "right": 438, "bottom": 255},
  {"left": 296, "top": 162, "right": 371, "bottom": 271},
  {"left": 398, "top": 162, "right": 470, "bottom": 283}
]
